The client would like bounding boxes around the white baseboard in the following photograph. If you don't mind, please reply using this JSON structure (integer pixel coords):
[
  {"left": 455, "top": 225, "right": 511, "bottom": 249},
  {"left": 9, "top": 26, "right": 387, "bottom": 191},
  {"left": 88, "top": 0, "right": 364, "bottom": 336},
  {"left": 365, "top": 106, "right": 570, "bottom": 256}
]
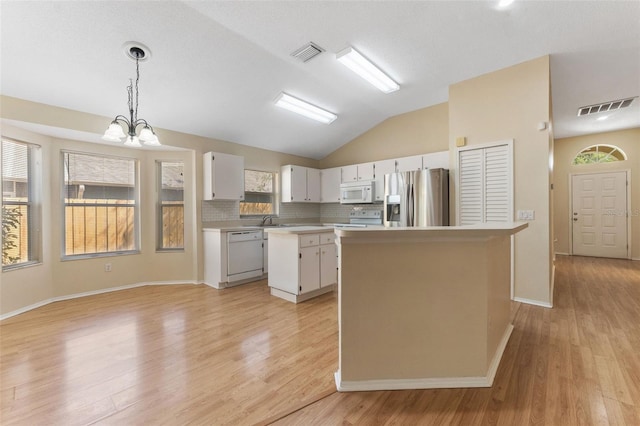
[
  {"left": 270, "top": 285, "right": 335, "bottom": 304},
  {"left": 0, "top": 300, "right": 52, "bottom": 321},
  {"left": 513, "top": 297, "right": 552, "bottom": 308},
  {"left": 335, "top": 371, "right": 491, "bottom": 392},
  {"left": 335, "top": 324, "right": 514, "bottom": 392},
  {"left": 485, "top": 324, "right": 514, "bottom": 386},
  {"left": 550, "top": 263, "right": 556, "bottom": 307},
  {"left": 555, "top": 252, "right": 569, "bottom": 256},
  {"left": 0, "top": 280, "right": 198, "bottom": 321}
]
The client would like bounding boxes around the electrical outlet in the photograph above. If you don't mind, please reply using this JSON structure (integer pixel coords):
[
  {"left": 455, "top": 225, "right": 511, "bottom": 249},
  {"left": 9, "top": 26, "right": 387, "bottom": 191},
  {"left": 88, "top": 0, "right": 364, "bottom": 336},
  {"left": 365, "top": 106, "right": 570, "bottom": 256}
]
[{"left": 104, "top": 263, "right": 112, "bottom": 272}]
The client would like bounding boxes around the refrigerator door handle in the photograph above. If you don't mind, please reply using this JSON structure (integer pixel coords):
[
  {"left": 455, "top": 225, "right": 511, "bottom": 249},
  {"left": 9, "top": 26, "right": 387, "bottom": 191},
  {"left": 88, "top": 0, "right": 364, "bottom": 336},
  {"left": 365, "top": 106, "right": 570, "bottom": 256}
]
[{"left": 407, "top": 182, "right": 414, "bottom": 226}]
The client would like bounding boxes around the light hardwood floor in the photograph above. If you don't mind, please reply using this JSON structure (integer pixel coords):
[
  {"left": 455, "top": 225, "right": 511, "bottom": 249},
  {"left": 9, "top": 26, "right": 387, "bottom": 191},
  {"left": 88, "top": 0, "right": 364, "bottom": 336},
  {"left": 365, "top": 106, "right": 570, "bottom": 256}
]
[{"left": 1, "top": 255, "right": 639, "bottom": 425}]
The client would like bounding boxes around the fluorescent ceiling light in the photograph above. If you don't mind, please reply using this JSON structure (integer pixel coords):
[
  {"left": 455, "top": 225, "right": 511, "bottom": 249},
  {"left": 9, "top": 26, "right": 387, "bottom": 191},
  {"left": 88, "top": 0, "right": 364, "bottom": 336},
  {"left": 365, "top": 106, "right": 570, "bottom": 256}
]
[
  {"left": 336, "top": 46, "right": 399, "bottom": 94},
  {"left": 274, "top": 93, "right": 337, "bottom": 124},
  {"left": 498, "top": 0, "right": 515, "bottom": 8}
]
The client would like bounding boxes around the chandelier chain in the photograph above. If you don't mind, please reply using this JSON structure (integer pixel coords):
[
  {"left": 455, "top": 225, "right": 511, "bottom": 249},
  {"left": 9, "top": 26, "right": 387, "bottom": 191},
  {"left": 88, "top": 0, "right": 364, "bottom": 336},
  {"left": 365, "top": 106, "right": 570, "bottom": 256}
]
[{"left": 135, "top": 57, "right": 140, "bottom": 123}]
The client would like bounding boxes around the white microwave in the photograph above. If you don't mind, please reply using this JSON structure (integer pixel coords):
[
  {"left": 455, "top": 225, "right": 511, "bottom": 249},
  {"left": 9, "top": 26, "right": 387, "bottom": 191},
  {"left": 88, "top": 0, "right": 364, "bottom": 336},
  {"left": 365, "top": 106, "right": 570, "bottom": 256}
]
[{"left": 340, "top": 181, "right": 375, "bottom": 204}]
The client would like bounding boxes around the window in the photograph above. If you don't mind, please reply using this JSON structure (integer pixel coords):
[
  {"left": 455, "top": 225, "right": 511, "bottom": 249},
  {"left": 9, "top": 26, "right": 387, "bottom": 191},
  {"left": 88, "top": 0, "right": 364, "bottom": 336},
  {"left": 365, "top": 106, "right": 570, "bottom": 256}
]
[
  {"left": 573, "top": 144, "right": 627, "bottom": 165},
  {"left": 240, "top": 170, "right": 276, "bottom": 216},
  {"left": 157, "top": 161, "right": 184, "bottom": 250},
  {"left": 2, "top": 139, "right": 41, "bottom": 268},
  {"left": 63, "top": 151, "right": 138, "bottom": 257}
]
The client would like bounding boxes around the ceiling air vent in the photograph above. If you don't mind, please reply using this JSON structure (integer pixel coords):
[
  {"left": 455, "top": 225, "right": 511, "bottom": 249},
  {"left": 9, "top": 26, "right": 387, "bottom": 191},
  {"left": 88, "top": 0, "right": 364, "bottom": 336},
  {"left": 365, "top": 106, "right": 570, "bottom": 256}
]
[
  {"left": 577, "top": 96, "right": 637, "bottom": 116},
  {"left": 291, "top": 42, "right": 324, "bottom": 62}
]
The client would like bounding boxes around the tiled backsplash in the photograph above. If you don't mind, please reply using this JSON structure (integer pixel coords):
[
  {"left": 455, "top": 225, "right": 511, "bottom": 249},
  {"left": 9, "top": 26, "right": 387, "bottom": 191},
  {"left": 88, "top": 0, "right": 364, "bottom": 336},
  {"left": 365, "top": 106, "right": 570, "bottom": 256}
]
[
  {"left": 279, "top": 202, "right": 321, "bottom": 219},
  {"left": 202, "top": 200, "right": 383, "bottom": 224},
  {"left": 202, "top": 200, "right": 240, "bottom": 222},
  {"left": 202, "top": 200, "right": 321, "bottom": 222}
]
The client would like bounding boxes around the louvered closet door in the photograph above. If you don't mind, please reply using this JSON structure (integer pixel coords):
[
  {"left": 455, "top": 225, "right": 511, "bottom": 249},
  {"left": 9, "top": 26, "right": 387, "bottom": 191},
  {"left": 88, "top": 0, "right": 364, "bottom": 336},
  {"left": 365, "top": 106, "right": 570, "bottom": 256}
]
[
  {"left": 458, "top": 143, "right": 512, "bottom": 225},
  {"left": 459, "top": 149, "right": 484, "bottom": 225}
]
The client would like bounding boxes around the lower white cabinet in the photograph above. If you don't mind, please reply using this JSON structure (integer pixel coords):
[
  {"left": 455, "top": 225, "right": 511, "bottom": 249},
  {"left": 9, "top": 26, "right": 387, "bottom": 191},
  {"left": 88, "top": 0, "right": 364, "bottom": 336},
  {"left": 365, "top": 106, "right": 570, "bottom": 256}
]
[
  {"left": 320, "top": 242, "right": 337, "bottom": 287},
  {"left": 268, "top": 229, "right": 337, "bottom": 303},
  {"left": 263, "top": 231, "right": 268, "bottom": 274}
]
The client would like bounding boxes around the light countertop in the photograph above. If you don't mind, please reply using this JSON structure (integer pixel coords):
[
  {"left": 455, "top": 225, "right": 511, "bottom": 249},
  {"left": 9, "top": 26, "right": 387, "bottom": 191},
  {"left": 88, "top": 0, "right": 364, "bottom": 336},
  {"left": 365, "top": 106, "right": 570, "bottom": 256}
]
[
  {"left": 336, "top": 222, "right": 528, "bottom": 240},
  {"left": 264, "top": 226, "right": 334, "bottom": 235}
]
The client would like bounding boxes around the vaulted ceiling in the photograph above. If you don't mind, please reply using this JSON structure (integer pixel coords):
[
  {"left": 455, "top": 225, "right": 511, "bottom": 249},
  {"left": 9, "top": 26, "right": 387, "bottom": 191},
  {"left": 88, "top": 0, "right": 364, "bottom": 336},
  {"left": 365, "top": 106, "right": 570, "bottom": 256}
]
[{"left": 2, "top": 1, "right": 639, "bottom": 159}]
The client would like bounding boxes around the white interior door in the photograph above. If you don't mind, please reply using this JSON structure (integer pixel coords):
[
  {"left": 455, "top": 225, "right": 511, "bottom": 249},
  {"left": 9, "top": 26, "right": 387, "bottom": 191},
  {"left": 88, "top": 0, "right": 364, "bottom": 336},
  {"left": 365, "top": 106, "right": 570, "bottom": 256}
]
[{"left": 571, "top": 171, "right": 628, "bottom": 259}]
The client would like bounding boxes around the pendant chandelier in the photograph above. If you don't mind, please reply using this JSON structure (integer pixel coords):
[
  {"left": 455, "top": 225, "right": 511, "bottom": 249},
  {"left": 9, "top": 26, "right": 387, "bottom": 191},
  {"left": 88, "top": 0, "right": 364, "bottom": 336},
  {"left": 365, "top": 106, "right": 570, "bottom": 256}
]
[{"left": 102, "top": 44, "right": 160, "bottom": 147}]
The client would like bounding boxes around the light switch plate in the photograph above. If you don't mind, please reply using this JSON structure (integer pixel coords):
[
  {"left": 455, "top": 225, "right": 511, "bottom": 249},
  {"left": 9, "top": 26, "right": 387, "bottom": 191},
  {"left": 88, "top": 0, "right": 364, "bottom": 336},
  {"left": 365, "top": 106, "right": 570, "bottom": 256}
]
[{"left": 517, "top": 210, "right": 535, "bottom": 220}]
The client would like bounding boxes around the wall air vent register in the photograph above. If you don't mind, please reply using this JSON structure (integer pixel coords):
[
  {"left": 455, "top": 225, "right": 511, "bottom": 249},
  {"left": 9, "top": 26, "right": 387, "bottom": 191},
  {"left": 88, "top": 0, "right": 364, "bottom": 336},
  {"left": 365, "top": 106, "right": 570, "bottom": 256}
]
[
  {"left": 577, "top": 97, "right": 636, "bottom": 116},
  {"left": 290, "top": 42, "right": 324, "bottom": 62}
]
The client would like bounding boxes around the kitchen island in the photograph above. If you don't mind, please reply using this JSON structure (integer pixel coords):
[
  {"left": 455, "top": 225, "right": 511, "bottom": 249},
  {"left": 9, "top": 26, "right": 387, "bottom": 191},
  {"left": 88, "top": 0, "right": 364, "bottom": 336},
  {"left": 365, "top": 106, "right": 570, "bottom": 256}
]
[
  {"left": 334, "top": 222, "right": 528, "bottom": 391},
  {"left": 266, "top": 226, "right": 337, "bottom": 303}
]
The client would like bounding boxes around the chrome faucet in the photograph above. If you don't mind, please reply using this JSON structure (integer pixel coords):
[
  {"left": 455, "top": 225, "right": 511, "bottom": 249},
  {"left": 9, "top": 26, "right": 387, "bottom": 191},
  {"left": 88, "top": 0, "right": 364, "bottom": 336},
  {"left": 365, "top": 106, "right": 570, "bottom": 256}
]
[{"left": 261, "top": 215, "right": 273, "bottom": 226}]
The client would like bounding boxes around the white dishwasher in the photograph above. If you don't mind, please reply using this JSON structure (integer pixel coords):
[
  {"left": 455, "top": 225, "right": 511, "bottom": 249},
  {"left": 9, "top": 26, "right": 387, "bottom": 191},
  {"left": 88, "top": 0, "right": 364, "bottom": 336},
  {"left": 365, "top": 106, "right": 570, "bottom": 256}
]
[{"left": 227, "top": 230, "right": 264, "bottom": 283}]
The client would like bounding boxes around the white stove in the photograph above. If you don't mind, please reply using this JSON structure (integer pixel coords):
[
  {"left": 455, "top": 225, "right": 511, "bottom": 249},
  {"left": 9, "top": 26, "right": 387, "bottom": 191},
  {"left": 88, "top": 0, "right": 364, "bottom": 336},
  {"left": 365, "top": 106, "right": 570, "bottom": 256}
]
[{"left": 335, "top": 210, "right": 383, "bottom": 228}]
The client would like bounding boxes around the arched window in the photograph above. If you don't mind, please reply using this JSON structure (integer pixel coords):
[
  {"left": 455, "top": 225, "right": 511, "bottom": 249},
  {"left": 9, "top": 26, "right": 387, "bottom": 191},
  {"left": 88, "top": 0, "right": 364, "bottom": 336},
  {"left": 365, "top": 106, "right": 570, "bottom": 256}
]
[{"left": 572, "top": 144, "right": 627, "bottom": 165}]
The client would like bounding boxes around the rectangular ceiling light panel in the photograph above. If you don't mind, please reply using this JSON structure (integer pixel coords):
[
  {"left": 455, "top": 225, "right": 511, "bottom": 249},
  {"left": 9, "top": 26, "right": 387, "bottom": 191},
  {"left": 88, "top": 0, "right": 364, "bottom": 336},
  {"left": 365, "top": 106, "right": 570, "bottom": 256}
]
[
  {"left": 274, "top": 93, "right": 337, "bottom": 124},
  {"left": 336, "top": 46, "right": 399, "bottom": 93}
]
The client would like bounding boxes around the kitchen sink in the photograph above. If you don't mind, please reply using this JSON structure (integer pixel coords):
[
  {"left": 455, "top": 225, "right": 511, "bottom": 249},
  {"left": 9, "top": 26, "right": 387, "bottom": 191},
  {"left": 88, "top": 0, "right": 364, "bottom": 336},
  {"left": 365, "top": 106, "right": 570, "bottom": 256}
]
[{"left": 241, "top": 224, "right": 293, "bottom": 228}]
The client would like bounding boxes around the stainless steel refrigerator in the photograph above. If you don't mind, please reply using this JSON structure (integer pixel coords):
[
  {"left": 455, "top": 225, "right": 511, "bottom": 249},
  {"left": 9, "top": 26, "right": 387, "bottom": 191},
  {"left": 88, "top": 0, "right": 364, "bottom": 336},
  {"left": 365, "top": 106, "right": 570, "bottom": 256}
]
[{"left": 383, "top": 168, "right": 449, "bottom": 227}]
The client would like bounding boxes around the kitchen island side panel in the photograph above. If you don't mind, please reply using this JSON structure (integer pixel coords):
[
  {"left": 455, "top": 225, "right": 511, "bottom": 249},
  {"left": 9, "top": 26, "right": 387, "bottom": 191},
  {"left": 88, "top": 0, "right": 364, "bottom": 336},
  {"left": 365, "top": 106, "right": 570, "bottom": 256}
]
[
  {"left": 485, "top": 235, "right": 513, "bottom": 369},
  {"left": 339, "top": 240, "right": 490, "bottom": 381},
  {"left": 335, "top": 223, "right": 527, "bottom": 390}
]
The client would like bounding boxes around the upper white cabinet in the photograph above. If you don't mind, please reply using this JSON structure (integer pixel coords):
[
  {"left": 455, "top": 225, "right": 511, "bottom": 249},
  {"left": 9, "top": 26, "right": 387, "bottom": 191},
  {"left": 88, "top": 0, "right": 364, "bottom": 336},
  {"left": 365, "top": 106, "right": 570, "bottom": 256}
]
[
  {"left": 203, "top": 152, "right": 244, "bottom": 201},
  {"left": 341, "top": 163, "right": 375, "bottom": 183},
  {"left": 395, "top": 154, "right": 423, "bottom": 172},
  {"left": 373, "top": 159, "right": 396, "bottom": 202},
  {"left": 422, "top": 151, "right": 449, "bottom": 169},
  {"left": 281, "top": 165, "right": 321, "bottom": 203},
  {"left": 341, "top": 164, "right": 357, "bottom": 183},
  {"left": 320, "top": 167, "right": 342, "bottom": 203},
  {"left": 357, "top": 162, "right": 375, "bottom": 181}
]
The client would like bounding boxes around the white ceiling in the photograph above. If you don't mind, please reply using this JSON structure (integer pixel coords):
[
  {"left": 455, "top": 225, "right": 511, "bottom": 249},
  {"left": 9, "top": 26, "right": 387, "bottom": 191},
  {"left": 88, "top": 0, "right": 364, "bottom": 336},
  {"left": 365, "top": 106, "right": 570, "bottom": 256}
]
[{"left": 1, "top": 1, "right": 639, "bottom": 159}]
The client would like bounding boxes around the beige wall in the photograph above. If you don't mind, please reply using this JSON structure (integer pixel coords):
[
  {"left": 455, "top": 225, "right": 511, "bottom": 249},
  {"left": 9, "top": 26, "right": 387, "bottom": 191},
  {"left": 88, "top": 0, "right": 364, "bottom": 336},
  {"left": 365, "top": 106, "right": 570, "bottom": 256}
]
[
  {"left": 1, "top": 96, "right": 318, "bottom": 316},
  {"left": 0, "top": 127, "right": 55, "bottom": 314},
  {"left": 554, "top": 128, "right": 640, "bottom": 259},
  {"left": 320, "top": 103, "right": 448, "bottom": 168},
  {"left": 449, "top": 56, "right": 553, "bottom": 306}
]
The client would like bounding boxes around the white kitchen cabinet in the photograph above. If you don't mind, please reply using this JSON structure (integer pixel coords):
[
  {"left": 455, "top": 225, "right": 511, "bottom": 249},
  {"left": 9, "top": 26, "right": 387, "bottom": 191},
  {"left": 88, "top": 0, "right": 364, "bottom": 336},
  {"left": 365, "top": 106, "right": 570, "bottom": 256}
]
[
  {"left": 373, "top": 159, "right": 396, "bottom": 202},
  {"left": 263, "top": 231, "right": 268, "bottom": 274},
  {"left": 320, "top": 167, "right": 342, "bottom": 203},
  {"left": 306, "top": 168, "right": 321, "bottom": 202},
  {"left": 341, "top": 164, "right": 358, "bottom": 182},
  {"left": 341, "top": 163, "right": 375, "bottom": 183},
  {"left": 267, "top": 228, "right": 337, "bottom": 303},
  {"left": 281, "top": 165, "right": 321, "bottom": 202},
  {"left": 203, "top": 152, "right": 245, "bottom": 201},
  {"left": 320, "top": 238, "right": 337, "bottom": 287},
  {"left": 395, "top": 154, "right": 423, "bottom": 172},
  {"left": 357, "top": 162, "right": 375, "bottom": 181},
  {"left": 299, "top": 245, "right": 320, "bottom": 293},
  {"left": 422, "top": 151, "right": 449, "bottom": 169}
]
